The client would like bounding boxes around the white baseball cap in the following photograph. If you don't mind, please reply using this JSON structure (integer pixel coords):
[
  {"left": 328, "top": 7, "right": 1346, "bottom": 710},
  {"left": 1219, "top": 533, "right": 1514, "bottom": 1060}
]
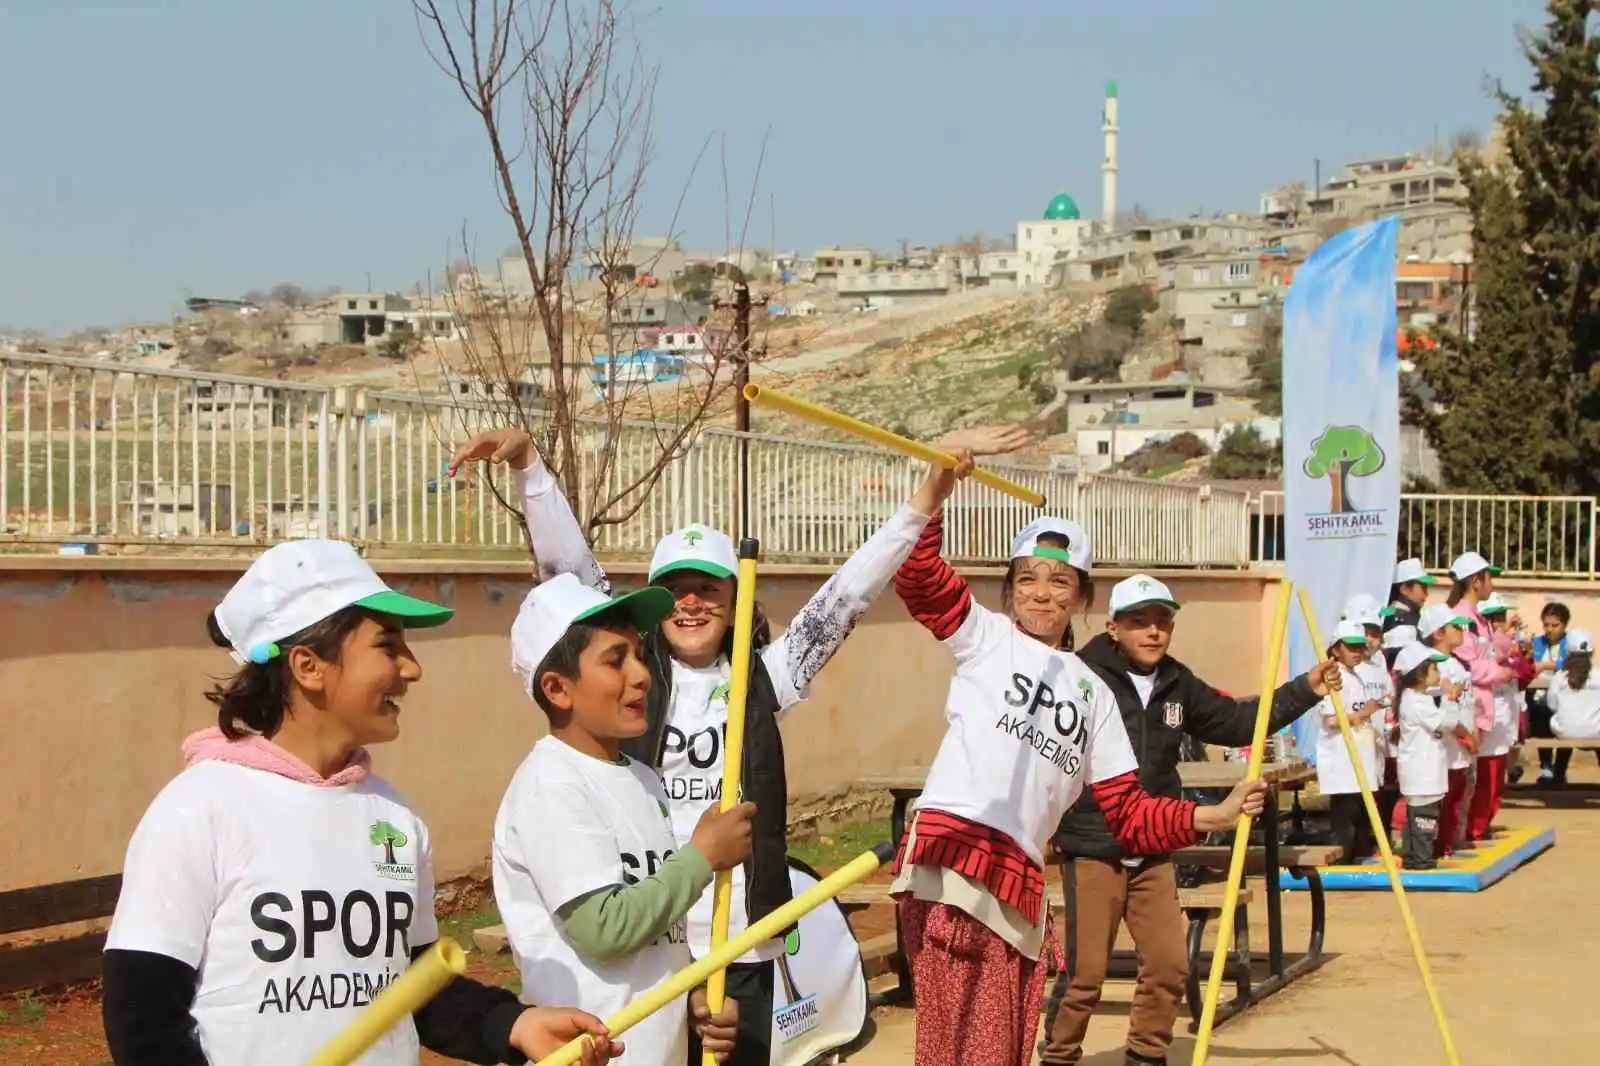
[
  {"left": 510, "top": 573, "right": 675, "bottom": 696},
  {"left": 1479, "top": 592, "right": 1513, "bottom": 616},
  {"left": 213, "top": 539, "right": 454, "bottom": 665},
  {"left": 1568, "top": 628, "right": 1595, "bottom": 654},
  {"left": 649, "top": 524, "right": 738, "bottom": 583},
  {"left": 1010, "top": 516, "right": 1092, "bottom": 570},
  {"left": 1450, "top": 551, "right": 1502, "bottom": 581},
  {"left": 1109, "top": 574, "right": 1180, "bottom": 616},
  {"left": 1393, "top": 558, "right": 1438, "bottom": 586},
  {"left": 1394, "top": 643, "right": 1448, "bottom": 676},
  {"left": 1383, "top": 625, "right": 1419, "bottom": 650},
  {"left": 1342, "top": 592, "right": 1387, "bottom": 628},
  {"left": 1330, "top": 618, "right": 1369, "bottom": 647},
  {"left": 1418, "top": 602, "right": 1471, "bottom": 639}
]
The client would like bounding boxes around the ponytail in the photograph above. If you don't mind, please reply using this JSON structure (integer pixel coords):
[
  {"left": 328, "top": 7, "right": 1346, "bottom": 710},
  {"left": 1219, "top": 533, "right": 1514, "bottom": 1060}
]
[
  {"left": 1446, "top": 578, "right": 1469, "bottom": 608},
  {"left": 205, "top": 606, "right": 369, "bottom": 739}
]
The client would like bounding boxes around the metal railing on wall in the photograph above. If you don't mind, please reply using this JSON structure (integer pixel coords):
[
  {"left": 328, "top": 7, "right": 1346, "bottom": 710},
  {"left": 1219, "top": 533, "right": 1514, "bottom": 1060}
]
[{"left": 6, "top": 352, "right": 1593, "bottom": 577}]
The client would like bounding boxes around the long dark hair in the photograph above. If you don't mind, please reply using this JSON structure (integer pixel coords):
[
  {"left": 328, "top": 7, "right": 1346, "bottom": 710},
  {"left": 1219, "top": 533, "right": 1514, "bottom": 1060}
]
[
  {"left": 1397, "top": 662, "right": 1434, "bottom": 693},
  {"left": 1001, "top": 532, "right": 1096, "bottom": 651},
  {"left": 205, "top": 607, "right": 371, "bottom": 739},
  {"left": 1445, "top": 578, "right": 1469, "bottom": 608},
  {"left": 1568, "top": 651, "right": 1593, "bottom": 689}
]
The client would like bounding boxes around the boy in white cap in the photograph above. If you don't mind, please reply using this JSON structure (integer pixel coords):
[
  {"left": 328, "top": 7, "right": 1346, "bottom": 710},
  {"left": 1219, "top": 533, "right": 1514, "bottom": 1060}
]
[
  {"left": 1385, "top": 558, "right": 1437, "bottom": 633},
  {"left": 1043, "top": 575, "right": 1339, "bottom": 1066},
  {"left": 1315, "top": 619, "right": 1387, "bottom": 861},
  {"left": 103, "top": 540, "right": 621, "bottom": 1066},
  {"left": 1341, "top": 593, "right": 1400, "bottom": 832},
  {"left": 491, "top": 573, "right": 747, "bottom": 1066},
  {"left": 1393, "top": 642, "right": 1453, "bottom": 870}
]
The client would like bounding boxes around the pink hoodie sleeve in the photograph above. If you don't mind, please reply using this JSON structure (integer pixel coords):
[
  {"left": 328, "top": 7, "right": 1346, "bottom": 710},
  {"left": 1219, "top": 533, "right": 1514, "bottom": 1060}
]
[{"left": 1456, "top": 627, "right": 1511, "bottom": 732}]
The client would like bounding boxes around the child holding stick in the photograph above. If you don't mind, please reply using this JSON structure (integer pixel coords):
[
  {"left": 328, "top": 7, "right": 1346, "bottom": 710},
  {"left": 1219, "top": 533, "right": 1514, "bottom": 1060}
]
[
  {"left": 889, "top": 510, "right": 1266, "bottom": 1066},
  {"left": 451, "top": 423, "right": 1025, "bottom": 1066},
  {"left": 1394, "top": 642, "right": 1453, "bottom": 870},
  {"left": 1315, "top": 619, "right": 1385, "bottom": 862},
  {"left": 492, "top": 573, "right": 746, "bottom": 1066},
  {"left": 102, "top": 541, "right": 619, "bottom": 1066}
]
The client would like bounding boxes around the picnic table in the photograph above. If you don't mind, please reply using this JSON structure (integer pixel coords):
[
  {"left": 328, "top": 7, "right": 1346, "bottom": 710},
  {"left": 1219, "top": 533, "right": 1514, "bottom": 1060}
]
[{"left": 856, "top": 759, "right": 1332, "bottom": 1027}]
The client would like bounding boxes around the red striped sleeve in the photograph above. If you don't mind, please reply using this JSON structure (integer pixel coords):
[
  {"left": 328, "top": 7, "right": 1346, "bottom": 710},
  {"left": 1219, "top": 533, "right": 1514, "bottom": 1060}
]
[
  {"left": 893, "top": 509, "right": 971, "bottom": 640},
  {"left": 1091, "top": 771, "right": 1199, "bottom": 855},
  {"left": 891, "top": 808, "right": 1045, "bottom": 923}
]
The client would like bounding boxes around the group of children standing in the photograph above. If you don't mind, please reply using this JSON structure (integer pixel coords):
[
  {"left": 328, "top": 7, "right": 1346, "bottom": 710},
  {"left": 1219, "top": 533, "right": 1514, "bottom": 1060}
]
[{"left": 1313, "top": 552, "right": 1600, "bottom": 870}]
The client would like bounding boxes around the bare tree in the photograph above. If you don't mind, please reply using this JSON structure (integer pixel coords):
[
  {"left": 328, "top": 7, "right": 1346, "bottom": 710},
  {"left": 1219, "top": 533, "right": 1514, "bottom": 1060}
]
[{"left": 414, "top": 0, "right": 744, "bottom": 543}]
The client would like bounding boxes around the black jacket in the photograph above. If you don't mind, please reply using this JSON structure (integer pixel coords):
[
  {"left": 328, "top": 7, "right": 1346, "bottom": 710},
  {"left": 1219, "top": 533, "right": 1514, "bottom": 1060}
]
[
  {"left": 620, "top": 631, "right": 795, "bottom": 933},
  {"left": 1384, "top": 599, "right": 1421, "bottom": 633},
  {"left": 1053, "top": 633, "right": 1323, "bottom": 860}
]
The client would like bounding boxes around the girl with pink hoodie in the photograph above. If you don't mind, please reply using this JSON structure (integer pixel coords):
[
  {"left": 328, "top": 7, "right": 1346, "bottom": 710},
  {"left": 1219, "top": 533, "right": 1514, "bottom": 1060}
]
[
  {"left": 101, "top": 540, "right": 619, "bottom": 1066},
  {"left": 1444, "top": 551, "right": 1514, "bottom": 847}
]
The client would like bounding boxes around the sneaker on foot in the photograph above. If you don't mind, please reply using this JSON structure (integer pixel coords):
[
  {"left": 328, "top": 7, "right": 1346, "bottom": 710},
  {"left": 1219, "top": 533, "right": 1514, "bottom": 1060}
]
[
  {"left": 1125, "top": 1053, "right": 1167, "bottom": 1066},
  {"left": 1538, "top": 767, "right": 1556, "bottom": 785}
]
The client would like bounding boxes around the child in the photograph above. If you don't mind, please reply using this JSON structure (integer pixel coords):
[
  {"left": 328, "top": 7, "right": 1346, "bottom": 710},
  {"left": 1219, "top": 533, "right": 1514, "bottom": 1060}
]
[
  {"left": 1315, "top": 619, "right": 1384, "bottom": 862},
  {"left": 1394, "top": 643, "right": 1453, "bottom": 870},
  {"left": 492, "top": 572, "right": 745, "bottom": 1066},
  {"left": 102, "top": 540, "right": 619, "bottom": 1066},
  {"left": 1529, "top": 602, "right": 1572, "bottom": 783},
  {"left": 1445, "top": 551, "right": 1511, "bottom": 848},
  {"left": 1470, "top": 595, "right": 1527, "bottom": 838},
  {"left": 1550, "top": 629, "right": 1600, "bottom": 742},
  {"left": 453, "top": 424, "right": 1024, "bottom": 1066},
  {"left": 1344, "top": 594, "right": 1399, "bottom": 837},
  {"left": 891, "top": 511, "right": 1267, "bottom": 1066},
  {"left": 1385, "top": 557, "right": 1437, "bottom": 633},
  {"left": 1418, "top": 603, "right": 1477, "bottom": 856},
  {"left": 1381, "top": 624, "right": 1420, "bottom": 840}
]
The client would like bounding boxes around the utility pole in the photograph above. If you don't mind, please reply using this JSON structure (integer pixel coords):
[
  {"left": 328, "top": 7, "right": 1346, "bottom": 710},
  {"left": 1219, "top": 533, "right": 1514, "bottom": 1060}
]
[{"left": 719, "top": 279, "right": 767, "bottom": 535}]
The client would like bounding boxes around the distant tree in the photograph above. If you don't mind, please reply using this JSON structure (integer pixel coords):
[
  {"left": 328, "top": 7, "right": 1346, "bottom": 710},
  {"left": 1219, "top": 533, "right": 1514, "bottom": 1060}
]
[
  {"left": 1209, "top": 424, "right": 1279, "bottom": 480},
  {"left": 1247, "top": 308, "right": 1284, "bottom": 415},
  {"left": 1449, "top": 126, "right": 1483, "bottom": 154},
  {"left": 675, "top": 263, "right": 717, "bottom": 303},
  {"left": 1103, "top": 284, "right": 1159, "bottom": 337},
  {"left": 269, "top": 283, "right": 307, "bottom": 308}
]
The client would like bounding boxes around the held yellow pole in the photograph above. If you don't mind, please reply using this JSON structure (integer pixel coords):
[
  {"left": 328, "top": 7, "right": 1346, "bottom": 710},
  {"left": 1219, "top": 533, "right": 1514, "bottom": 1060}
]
[
  {"left": 742, "top": 384, "right": 1047, "bottom": 507},
  {"left": 1295, "top": 587, "right": 1461, "bottom": 1066},
  {"left": 702, "top": 538, "right": 761, "bottom": 1066},
  {"left": 1191, "top": 579, "right": 1295, "bottom": 1066},
  {"left": 303, "top": 938, "right": 466, "bottom": 1066},
  {"left": 536, "top": 844, "right": 894, "bottom": 1066}
]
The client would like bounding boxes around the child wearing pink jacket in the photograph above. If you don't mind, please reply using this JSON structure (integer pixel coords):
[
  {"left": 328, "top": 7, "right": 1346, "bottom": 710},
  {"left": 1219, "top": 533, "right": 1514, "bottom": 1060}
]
[{"left": 1445, "top": 552, "right": 1514, "bottom": 847}]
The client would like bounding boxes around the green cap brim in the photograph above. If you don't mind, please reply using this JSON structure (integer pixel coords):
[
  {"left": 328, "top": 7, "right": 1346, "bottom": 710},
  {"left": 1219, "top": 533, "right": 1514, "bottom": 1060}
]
[
  {"left": 1030, "top": 546, "right": 1076, "bottom": 565},
  {"left": 356, "top": 589, "right": 455, "bottom": 628},
  {"left": 1449, "top": 615, "right": 1471, "bottom": 627},
  {"left": 1113, "top": 598, "right": 1181, "bottom": 618},
  {"left": 1489, "top": 566, "right": 1504, "bottom": 575},
  {"left": 1379, "top": 606, "right": 1397, "bottom": 618},
  {"left": 1426, "top": 652, "right": 1448, "bottom": 661},
  {"left": 1336, "top": 636, "right": 1368, "bottom": 646},
  {"left": 1416, "top": 574, "right": 1439, "bottom": 586},
  {"left": 1482, "top": 606, "right": 1509, "bottom": 615},
  {"left": 576, "top": 585, "right": 676, "bottom": 632},
  {"left": 649, "top": 560, "right": 736, "bottom": 582}
]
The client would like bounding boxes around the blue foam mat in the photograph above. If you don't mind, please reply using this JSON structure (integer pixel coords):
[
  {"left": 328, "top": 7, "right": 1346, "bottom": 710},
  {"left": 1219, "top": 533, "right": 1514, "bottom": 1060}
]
[{"left": 1277, "top": 824, "right": 1555, "bottom": 892}]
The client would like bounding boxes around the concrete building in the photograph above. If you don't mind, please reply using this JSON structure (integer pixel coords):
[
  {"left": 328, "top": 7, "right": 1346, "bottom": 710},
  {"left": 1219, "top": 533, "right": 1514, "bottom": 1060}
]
[
  {"left": 1073, "top": 217, "right": 1274, "bottom": 283},
  {"left": 336, "top": 293, "right": 408, "bottom": 344},
  {"left": 582, "top": 237, "right": 688, "bottom": 286},
  {"left": 1016, "top": 194, "right": 1096, "bottom": 288},
  {"left": 837, "top": 266, "right": 954, "bottom": 299},
  {"left": 1074, "top": 417, "right": 1281, "bottom": 474},
  {"left": 1159, "top": 251, "right": 1294, "bottom": 354},
  {"left": 1056, "top": 378, "right": 1253, "bottom": 433},
  {"left": 810, "top": 246, "right": 874, "bottom": 286},
  {"left": 1305, "top": 154, "right": 1466, "bottom": 219},
  {"left": 282, "top": 315, "right": 342, "bottom": 348},
  {"left": 979, "top": 250, "right": 1020, "bottom": 286}
]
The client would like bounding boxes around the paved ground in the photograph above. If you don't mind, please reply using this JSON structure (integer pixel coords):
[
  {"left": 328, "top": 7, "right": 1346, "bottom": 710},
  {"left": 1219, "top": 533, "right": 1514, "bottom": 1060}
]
[
  {"left": 3, "top": 773, "right": 1594, "bottom": 1065},
  {"left": 846, "top": 782, "right": 1598, "bottom": 1065}
]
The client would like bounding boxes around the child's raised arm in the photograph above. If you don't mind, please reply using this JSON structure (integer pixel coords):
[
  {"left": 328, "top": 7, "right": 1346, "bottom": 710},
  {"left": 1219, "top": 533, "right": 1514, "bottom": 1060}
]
[{"left": 450, "top": 428, "right": 611, "bottom": 593}]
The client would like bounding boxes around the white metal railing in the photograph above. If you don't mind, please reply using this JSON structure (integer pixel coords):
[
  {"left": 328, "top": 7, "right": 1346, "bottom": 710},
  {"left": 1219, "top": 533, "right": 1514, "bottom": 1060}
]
[{"left": 1253, "top": 491, "right": 1598, "bottom": 578}]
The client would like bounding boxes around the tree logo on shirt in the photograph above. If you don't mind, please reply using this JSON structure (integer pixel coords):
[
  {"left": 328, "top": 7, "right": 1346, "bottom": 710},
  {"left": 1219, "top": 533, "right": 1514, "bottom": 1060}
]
[
  {"left": 785, "top": 928, "right": 801, "bottom": 955},
  {"left": 710, "top": 681, "right": 731, "bottom": 705},
  {"left": 682, "top": 530, "right": 704, "bottom": 547},
  {"left": 370, "top": 820, "right": 416, "bottom": 881},
  {"left": 1078, "top": 678, "right": 1095, "bottom": 706}
]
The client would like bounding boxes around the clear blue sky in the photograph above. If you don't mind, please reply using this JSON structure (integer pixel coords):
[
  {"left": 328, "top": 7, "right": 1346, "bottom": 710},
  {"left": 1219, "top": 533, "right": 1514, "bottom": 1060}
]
[{"left": 0, "top": 0, "right": 1551, "bottom": 334}]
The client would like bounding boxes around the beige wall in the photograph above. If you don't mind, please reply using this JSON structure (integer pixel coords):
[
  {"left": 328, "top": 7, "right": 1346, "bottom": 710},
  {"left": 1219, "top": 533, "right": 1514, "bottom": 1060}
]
[{"left": 5, "top": 557, "right": 1596, "bottom": 892}]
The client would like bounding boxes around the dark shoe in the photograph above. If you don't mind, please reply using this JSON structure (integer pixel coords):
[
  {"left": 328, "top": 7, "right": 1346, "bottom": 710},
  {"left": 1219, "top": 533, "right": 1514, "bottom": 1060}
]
[
  {"left": 1126, "top": 1053, "right": 1167, "bottom": 1066},
  {"left": 1403, "top": 860, "right": 1437, "bottom": 871},
  {"left": 1508, "top": 763, "right": 1525, "bottom": 785}
]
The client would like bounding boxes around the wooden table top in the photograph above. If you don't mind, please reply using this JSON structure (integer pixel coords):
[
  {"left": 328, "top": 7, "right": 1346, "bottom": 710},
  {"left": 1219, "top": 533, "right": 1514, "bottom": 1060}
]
[{"left": 858, "top": 759, "right": 1316, "bottom": 793}]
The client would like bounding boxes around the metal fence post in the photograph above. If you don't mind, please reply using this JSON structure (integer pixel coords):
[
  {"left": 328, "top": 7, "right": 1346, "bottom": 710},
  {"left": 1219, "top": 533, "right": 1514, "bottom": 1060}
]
[{"left": 334, "top": 387, "right": 350, "bottom": 539}]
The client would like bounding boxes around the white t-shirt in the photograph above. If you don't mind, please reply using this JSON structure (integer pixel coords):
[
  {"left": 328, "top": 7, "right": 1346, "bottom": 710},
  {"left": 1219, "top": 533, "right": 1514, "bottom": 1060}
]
[
  {"left": 1315, "top": 665, "right": 1378, "bottom": 796},
  {"left": 654, "top": 505, "right": 928, "bottom": 964},
  {"left": 1439, "top": 656, "right": 1475, "bottom": 771},
  {"left": 1551, "top": 671, "right": 1600, "bottom": 739},
  {"left": 493, "top": 736, "right": 691, "bottom": 1066},
  {"left": 913, "top": 603, "right": 1139, "bottom": 869},
  {"left": 1128, "top": 669, "right": 1157, "bottom": 711},
  {"left": 1356, "top": 658, "right": 1396, "bottom": 779},
  {"left": 105, "top": 761, "right": 440, "bottom": 1066},
  {"left": 1397, "top": 688, "right": 1450, "bottom": 800}
]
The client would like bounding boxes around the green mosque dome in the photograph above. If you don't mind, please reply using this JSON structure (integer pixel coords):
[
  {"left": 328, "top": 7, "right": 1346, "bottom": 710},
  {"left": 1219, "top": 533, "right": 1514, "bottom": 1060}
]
[{"left": 1043, "top": 193, "right": 1082, "bottom": 220}]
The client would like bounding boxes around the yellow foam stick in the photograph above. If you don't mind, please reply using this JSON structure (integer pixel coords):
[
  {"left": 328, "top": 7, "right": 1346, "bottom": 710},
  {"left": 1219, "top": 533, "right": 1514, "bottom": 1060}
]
[
  {"left": 743, "top": 383, "right": 1047, "bottom": 507},
  {"left": 1191, "top": 578, "right": 1293, "bottom": 1065},
  {"left": 1296, "top": 586, "right": 1461, "bottom": 1066},
  {"left": 536, "top": 844, "right": 894, "bottom": 1066},
  {"left": 303, "top": 938, "right": 466, "bottom": 1066},
  {"left": 702, "top": 538, "right": 761, "bottom": 1066}
]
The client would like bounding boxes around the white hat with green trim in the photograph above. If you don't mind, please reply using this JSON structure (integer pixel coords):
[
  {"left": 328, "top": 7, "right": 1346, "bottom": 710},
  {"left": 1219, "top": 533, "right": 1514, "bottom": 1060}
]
[
  {"left": 1450, "top": 551, "right": 1503, "bottom": 581},
  {"left": 1418, "top": 603, "right": 1472, "bottom": 639},
  {"left": 649, "top": 524, "right": 738, "bottom": 582},
  {"left": 213, "top": 538, "right": 454, "bottom": 666},
  {"left": 1394, "top": 642, "right": 1448, "bottom": 675},
  {"left": 510, "top": 573, "right": 675, "bottom": 696},
  {"left": 1393, "top": 558, "right": 1438, "bottom": 586},
  {"left": 1109, "top": 574, "right": 1180, "bottom": 616},
  {"left": 1009, "top": 516, "right": 1092, "bottom": 570},
  {"left": 1479, "top": 592, "right": 1513, "bottom": 615},
  {"left": 1331, "top": 618, "right": 1369, "bottom": 647}
]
